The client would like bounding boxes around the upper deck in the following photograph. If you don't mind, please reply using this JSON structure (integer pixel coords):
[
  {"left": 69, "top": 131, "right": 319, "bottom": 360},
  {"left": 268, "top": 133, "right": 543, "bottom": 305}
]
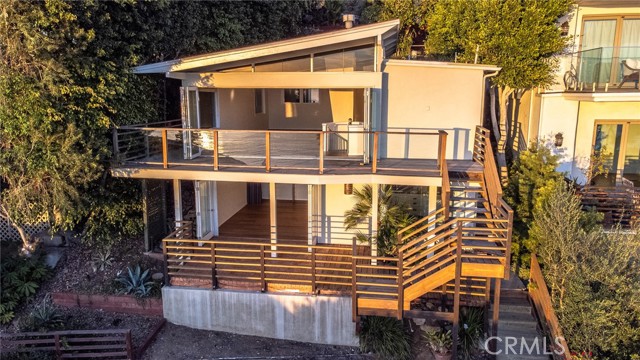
[{"left": 110, "top": 121, "right": 480, "bottom": 185}]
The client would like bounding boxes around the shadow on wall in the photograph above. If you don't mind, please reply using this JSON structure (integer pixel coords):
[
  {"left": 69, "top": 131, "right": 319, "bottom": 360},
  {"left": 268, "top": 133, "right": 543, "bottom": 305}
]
[{"left": 376, "top": 127, "right": 472, "bottom": 160}]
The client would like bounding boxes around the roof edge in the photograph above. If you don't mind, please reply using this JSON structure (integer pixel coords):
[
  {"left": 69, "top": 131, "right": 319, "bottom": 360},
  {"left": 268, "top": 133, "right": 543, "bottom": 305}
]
[
  {"left": 134, "top": 19, "right": 400, "bottom": 74},
  {"left": 385, "top": 59, "right": 501, "bottom": 71}
]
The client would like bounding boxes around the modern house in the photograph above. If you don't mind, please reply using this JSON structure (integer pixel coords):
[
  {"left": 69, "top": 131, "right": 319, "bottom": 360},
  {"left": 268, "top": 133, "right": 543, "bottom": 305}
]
[
  {"left": 111, "top": 19, "right": 513, "bottom": 350},
  {"left": 526, "top": 0, "right": 640, "bottom": 227}
]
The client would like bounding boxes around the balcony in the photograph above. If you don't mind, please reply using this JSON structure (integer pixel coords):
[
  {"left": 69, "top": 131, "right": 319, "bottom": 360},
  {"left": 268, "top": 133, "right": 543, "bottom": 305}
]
[
  {"left": 558, "top": 47, "right": 640, "bottom": 93},
  {"left": 111, "top": 121, "right": 480, "bottom": 180}
]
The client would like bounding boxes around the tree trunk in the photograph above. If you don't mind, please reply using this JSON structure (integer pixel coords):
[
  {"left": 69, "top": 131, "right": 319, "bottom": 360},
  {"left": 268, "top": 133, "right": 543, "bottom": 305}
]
[
  {"left": 489, "top": 86, "right": 500, "bottom": 140},
  {"left": 0, "top": 205, "right": 34, "bottom": 255}
]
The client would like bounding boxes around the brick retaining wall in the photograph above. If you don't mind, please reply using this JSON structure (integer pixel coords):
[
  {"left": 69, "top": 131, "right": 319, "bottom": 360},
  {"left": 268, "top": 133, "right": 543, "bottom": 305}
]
[{"left": 52, "top": 292, "right": 163, "bottom": 316}]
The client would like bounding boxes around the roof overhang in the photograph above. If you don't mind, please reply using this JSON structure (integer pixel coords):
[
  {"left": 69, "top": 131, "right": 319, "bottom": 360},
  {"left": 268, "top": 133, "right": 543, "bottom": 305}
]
[
  {"left": 384, "top": 59, "right": 501, "bottom": 72},
  {"left": 134, "top": 20, "right": 400, "bottom": 74},
  {"left": 576, "top": 0, "right": 640, "bottom": 7},
  {"left": 542, "top": 91, "right": 640, "bottom": 102}
]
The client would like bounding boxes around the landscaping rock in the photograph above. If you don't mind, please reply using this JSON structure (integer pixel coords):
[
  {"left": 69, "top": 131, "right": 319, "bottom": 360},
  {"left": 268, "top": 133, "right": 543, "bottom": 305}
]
[
  {"left": 44, "top": 248, "right": 65, "bottom": 268},
  {"left": 152, "top": 272, "right": 164, "bottom": 281},
  {"left": 37, "top": 231, "right": 64, "bottom": 247}
]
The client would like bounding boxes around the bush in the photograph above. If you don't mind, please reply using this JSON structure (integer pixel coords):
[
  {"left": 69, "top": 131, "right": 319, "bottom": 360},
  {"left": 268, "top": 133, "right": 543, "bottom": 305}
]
[
  {"left": 533, "top": 183, "right": 640, "bottom": 359},
  {"left": 18, "top": 294, "right": 63, "bottom": 332},
  {"left": 89, "top": 247, "right": 114, "bottom": 273},
  {"left": 115, "top": 265, "right": 155, "bottom": 298},
  {"left": 359, "top": 316, "right": 411, "bottom": 360},
  {"left": 0, "top": 244, "right": 50, "bottom": 324},
  {"left": 458, "top": 307, "right": 484, "bottom": 360}
]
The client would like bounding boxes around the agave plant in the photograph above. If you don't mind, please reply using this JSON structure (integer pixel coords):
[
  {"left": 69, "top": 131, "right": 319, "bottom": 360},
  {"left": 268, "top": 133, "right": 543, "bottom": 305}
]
[
  {"left": 90, "top": 248, "right": 114, "bottom": 272},
  {"left": 116, "top": 265, "right": 154, "bottom": 297},
  {"left": 22, "top": 294, "right": 63, "bottom": 332}
]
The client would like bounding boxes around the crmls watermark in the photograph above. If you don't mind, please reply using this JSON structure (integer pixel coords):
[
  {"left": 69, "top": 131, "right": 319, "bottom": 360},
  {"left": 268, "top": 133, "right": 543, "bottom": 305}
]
[{"left": 484, "top": 336, "right": 567, "bottom": 356}]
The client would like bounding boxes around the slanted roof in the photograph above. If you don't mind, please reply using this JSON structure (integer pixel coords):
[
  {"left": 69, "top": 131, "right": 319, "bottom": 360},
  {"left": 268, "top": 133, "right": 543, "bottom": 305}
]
[{"left": 134, "top": 20, "right": 400, "bottom": 74}]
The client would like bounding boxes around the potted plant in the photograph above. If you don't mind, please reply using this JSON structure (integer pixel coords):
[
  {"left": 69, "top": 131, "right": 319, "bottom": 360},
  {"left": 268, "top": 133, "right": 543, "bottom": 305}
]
[{"left": 423, "top": 329, "right": 453, "bottom": 360}]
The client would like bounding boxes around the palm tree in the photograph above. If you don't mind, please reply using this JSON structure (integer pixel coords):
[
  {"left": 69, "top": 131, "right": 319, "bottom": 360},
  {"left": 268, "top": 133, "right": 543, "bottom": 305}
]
[{"left": 344, "top": 185, "right": 415, "bottom": 256}]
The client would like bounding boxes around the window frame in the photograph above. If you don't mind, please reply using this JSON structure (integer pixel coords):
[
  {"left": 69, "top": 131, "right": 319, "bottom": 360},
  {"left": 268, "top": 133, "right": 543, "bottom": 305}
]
[{"left": 283, "top": 88, "right": 319, "bottom": 104}]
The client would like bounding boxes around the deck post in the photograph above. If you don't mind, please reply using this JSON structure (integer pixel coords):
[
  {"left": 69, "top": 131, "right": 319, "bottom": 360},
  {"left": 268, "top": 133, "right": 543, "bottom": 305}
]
[
  {"left": 351, "top": 237, "right": 358, "bottom": 322},
  {"left": 372, "top": 132, "right": 379, "bottom": 173},
  {"left": 451, "top": 222, "right": 463, "bottom": 360},
  {"left": 125, "top": 330, "right": 133, "bottom": 359},
  {"left": 265, "top": 131, "right": 271, "bottom": 172},
  {"left": 437, "top": 130, "right": 447, "bottom": 172},
  {"left": 162, "top": 239, "right": 169, "bottom": 286},
  {"left": 269, "top": 182, "right": 277, "bottom": 257},
  {"left": 54, "top": 334, "right": 61, "bottom": 358},
  {"left": 492, "top": 277, "right": 501, "bottom": 341},
  {"left": 311, "top": 247, "right": 317, "bottom": 294},
  {"left": 370, "top": 183, "right": 379, "bottom": 265},
  {"left": 213, "top": 130, "right": 219, "bottom": 171},
  {"left": 397, "top": 247, "right": 404, "bottom": 320},
  {"left": 319, "top": 131, "right": 324, "bottom": 174},
  {"left": 211, "top": 242, "right": 217, "bottom": 289},
  {"left": 260, "top": 244, "right": 266, "bottom": 292},
  {"left": 162, "top": 129, "right": 168, "bottom": 169},
  {"left": 484, "top": 278, "right": 491, "bottom": 335}
]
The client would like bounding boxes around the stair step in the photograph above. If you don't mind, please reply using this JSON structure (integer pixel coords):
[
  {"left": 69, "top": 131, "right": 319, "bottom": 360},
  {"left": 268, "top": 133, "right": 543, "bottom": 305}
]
[
  {"left": 493, "top": 304, "right": 532, "bottom": 314},
  {"left": 450, "top": 197, "right": 486, "bottom": 202},
  {"left": 500, "top": 320, "right": 538, "bottom": 332},
  {"left": 451, "top": 208, "right": 490, "bottom": 213}
]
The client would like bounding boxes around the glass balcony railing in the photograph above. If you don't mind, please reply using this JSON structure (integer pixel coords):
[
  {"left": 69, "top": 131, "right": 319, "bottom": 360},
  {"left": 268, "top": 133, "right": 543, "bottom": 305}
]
[{"left": 560, "top": 47, "right": 640, "bottom": 92}]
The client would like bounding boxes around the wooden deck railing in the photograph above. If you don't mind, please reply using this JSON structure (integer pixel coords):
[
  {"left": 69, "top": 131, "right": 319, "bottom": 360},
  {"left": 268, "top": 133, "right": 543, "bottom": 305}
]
[
  {"left": 529, "top": 254, "right": 572, "bottom": 360},
  {"left": 112, "top": 124, "right": 447, "bottom": 175},
  {"left": 579, "top": 185, "right": 639, "bottom": 228},
  {"left": 1, "top": 329, "right": 134, "bottom": 359}
]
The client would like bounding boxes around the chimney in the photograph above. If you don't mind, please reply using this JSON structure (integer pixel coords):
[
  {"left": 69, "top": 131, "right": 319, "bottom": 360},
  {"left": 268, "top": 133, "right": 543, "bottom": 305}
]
[{"left": 342, "top": 14, "right": 356, "bottom": 29}]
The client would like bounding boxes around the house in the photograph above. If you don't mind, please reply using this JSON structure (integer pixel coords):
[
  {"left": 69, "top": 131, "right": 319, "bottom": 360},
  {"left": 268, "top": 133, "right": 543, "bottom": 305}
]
[
  {"left": 111, "top": 19, "right": 513, "bottom": 351},
  {"left": 526, "top": 0, "right": 640, "bottom": 227}
]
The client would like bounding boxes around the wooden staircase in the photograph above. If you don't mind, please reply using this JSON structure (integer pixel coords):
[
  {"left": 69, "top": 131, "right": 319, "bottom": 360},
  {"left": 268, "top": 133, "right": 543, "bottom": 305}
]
[{"left": 352, "top": 126, "right": 513, "bottom": 320}]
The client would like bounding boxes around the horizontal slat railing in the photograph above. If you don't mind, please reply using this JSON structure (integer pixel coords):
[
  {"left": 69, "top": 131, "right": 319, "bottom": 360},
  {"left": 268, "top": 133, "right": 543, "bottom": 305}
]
[
  {"left": 112, "top": 126, "right": 446, "bottom": 176},
  {"left": 529, "top": 254, "right": 572, "bottom": 360},
  {"left": 579, "top": 185, "right": 639, "bottom": 228},
  {"left": 1, "top": 329, "right": 133, "bottom": 359}
]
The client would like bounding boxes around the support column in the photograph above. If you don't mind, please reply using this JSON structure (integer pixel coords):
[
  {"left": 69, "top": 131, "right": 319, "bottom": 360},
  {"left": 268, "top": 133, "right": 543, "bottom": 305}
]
[
  {"left": 491, "top": 278, "right": 502, "bottom": 353},
  {"left": 370, "top": 183, "right": 379, "bottom": 265},
  {"left": 173, "top": 179, "right": 182, "bottom": 224},
  {"left": 307, "top": 185, "right": 314, "bottom": 248},
  {"left": 270, "top": 182, "right": 277, "bottom": 257}
]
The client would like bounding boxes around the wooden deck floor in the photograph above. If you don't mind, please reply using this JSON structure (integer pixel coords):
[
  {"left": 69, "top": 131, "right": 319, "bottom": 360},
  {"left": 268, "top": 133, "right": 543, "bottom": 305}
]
[{"left": 218, "top": 201, "right": 308, "bottom": 241}]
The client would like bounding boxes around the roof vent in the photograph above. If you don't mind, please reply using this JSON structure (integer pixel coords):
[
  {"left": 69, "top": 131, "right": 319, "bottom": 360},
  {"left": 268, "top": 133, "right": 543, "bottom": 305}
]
[{"left": 342, "top": 14, "right": 356, "bottom": 29}]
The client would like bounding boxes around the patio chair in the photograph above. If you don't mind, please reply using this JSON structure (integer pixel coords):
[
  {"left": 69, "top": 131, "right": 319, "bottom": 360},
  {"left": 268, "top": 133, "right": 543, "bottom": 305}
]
[{"left": 618, "top": 59, "right": 640, "bottom": 89}]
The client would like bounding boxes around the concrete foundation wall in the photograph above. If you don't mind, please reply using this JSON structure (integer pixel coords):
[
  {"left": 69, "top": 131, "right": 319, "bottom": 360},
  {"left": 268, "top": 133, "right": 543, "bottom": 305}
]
[{"left": 162, "top": 287, "right": 359, "bottom": 347}]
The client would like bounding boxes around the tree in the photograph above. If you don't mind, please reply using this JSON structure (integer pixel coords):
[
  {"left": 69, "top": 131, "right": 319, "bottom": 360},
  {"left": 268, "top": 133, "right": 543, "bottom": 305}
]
[
  {"left": 1, "top": 0, "right": 318, "bottom": 251},
  {"left": 361, "top": 0, "right": 435, "bottom": 58},
  {"left": 425, "top": 0, "right": 573, "bottom": 164},
  {"left": 0, "top": 0, "right": 102, "bottom": 251},
  {"left": 532, "top": 183, "right": 640, "bottom": 359},
  {"left": 344, "top": 185, "right": 414, "bottom": 256}
]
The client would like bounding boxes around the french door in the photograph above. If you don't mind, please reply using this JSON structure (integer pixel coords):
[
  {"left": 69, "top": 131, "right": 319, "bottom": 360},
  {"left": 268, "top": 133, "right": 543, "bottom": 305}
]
[
  {"left": 195, "top": 180, "right": 217, "bottom": 239},
  {"left": 593, "top": 121, "right": 640, "bottom": 187},
  {"left": 181, "top": 87, "right": 202, "bottom": 160}
]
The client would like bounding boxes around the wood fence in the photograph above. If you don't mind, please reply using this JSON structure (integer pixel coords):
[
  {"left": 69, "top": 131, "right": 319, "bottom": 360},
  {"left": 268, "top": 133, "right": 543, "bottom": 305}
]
[
  {"left": 579, "top": 185, "right": 639, "bottom": 228},
  {"left": 529, "top": 254, "right": 572, "bottom": 360},
  {"left": 1, "top": 329, "right": 134, "bottom": 359}
]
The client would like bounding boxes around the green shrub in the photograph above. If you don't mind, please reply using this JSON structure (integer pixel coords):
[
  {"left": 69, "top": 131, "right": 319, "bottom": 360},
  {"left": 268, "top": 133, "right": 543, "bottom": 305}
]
[
  {"left": 423, "top": 329, "right": 452, "bottom": 356},
  {"left": 359, "top": 316, "right": 411, "bottom": 360},
  {"left": 458, "top": 307, "right": 484, "bottom": 360},
  {"left": 0, "top": 244, "right": 50, "bottom": 324},
  {"left": 116, "top": 265, "right": 154, "bottom": 298},
  {"left": 18, "top": 294, "right": 63, "bottom": 332},
  {"left": 90, "top": 247, "right": 114, "bottom": 272}
]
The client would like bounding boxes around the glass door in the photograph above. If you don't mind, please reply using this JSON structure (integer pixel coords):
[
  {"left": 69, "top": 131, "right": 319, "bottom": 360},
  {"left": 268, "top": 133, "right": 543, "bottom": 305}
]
[
  {"left": 623, "top": 124, "right": 640, "bottom": 187},
  {"left": 181, "top": 87, "right": 202, "bottom": 160},
  {"left": 195, "top": 181, "right": 215, "bottom": 239},
  {"left": 593, "top": 121, "right": 640, "bottom": 187}
]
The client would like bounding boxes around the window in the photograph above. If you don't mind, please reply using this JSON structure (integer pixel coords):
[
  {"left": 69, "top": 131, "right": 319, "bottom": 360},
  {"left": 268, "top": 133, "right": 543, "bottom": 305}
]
[
  {"left": 284, "top": 89, "right": 319, "bottom": 104},
  {"left": 254, "top": 89, "right": 265, "bottom": 114},
  {"left": 580, "top": 16, "right": 640, "bottom": 84},
  {"left": 313, "top": 46, "right": 375, "bottom": 72}
]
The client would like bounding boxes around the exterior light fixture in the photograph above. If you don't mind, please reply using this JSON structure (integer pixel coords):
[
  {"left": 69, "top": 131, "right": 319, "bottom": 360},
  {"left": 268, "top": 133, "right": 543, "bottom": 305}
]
[
  {"left": 560, "top": 21, "right": 570, "bottom": 37},
  {"left": 555, "top": 133, "right": 564, "bottom": 147},
  {"left": 344, "top": 184, "right": 353, "bottom": 195}
]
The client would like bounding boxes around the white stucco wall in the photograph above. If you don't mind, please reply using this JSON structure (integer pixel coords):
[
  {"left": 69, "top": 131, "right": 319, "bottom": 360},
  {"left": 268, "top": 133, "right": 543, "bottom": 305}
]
[
  {"left": 381, "top": 61, "right": 486, "bottom": 160},
  {"left": 216, "top": 181, "right": 247, "bottom": 226},
  {"left": 537, "top": 94, "right": 640, "bottom": 183}
]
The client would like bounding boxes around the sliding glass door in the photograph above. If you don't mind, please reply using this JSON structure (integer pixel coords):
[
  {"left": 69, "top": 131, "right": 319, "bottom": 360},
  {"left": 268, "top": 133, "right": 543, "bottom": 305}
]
[{"left": 593, "top": 121, "right": 640, "bottom": 187}]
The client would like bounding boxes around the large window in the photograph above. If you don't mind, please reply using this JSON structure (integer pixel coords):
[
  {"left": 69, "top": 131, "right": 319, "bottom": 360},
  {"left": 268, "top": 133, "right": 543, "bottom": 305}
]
[
  {"left": 580, "top": 16, "right": 640, "bottom": 84},
  {"left": 284, "top": 89, "right": 319, "bottom": 104},
  {"left": 313, "top": 45, "right": 375, "bottom": 72},
  {"left": 593, "top": 121, "right": 640, "bottom": 187}
]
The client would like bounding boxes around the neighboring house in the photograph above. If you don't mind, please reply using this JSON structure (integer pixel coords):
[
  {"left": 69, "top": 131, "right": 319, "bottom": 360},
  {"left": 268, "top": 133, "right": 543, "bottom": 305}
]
[
  {"left": 527, "top": 0, "right": 640, "bottom": 227},
  {"left": 111, "top": 19, "right": 514, "bottom": 350}
]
